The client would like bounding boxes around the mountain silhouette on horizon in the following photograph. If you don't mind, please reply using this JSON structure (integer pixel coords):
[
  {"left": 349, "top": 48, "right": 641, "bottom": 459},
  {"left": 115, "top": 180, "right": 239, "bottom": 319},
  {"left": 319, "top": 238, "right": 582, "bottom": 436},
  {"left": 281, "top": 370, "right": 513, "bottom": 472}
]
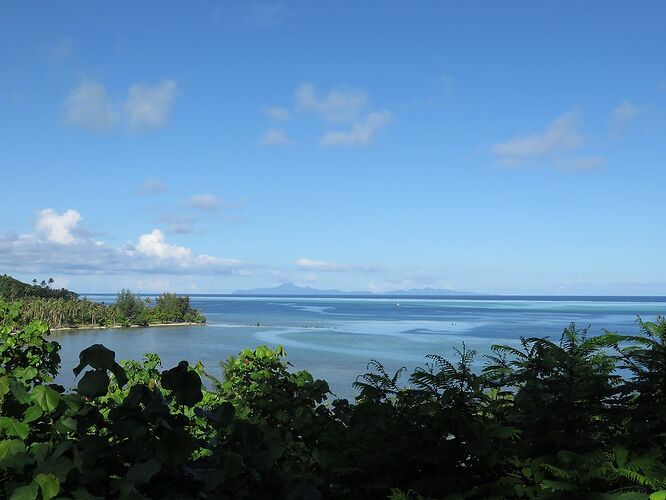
[{"left": 232, "top": 282, "right": 474, "bottom": 296}]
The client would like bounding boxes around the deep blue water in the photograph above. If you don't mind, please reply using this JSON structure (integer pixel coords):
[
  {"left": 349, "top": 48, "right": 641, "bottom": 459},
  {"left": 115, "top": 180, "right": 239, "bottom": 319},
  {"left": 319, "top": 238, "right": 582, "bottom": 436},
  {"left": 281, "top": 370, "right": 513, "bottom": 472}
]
[{"left": 53, "top": 295, "right": 666, "bottom": 399}]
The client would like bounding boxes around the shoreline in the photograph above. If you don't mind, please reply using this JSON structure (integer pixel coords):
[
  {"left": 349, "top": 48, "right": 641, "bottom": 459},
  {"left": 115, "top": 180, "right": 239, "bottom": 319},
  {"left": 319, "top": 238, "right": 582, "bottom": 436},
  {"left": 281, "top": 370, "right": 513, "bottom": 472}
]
[{"left": 51, "top": 321, "right": 205, "bottom": 332}]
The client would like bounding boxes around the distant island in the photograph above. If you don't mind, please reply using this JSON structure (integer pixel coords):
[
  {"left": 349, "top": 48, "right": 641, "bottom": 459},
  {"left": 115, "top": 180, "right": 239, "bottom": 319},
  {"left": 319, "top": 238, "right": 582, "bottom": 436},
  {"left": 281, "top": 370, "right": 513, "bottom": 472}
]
[{"left": 233, "top": 282, "right": 475, "bottom": 296}]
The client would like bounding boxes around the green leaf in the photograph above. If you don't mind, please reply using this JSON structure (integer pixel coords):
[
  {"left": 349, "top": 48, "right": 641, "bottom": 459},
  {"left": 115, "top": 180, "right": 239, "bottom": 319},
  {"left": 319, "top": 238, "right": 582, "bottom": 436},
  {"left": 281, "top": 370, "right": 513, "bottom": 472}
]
[
  {"left": 30, "top": 385, "right": 61, "bottom": 412},
  {"left": 651, "top": 492, "right": 666, "bottom": 500},
  {"left": 126, "top": 457, "right": 162, "bottom": 485},
  {"left": 23, "top": 405, "right": 43, "bottom": 424},
  {"left": 0, "top": 375, "right": 9, "bottom": 396},
  {"left": 29, "top": 443, "right": 50, "bottom": 464},
  {"left": 77, "top": 370, "right": 110, "bottom": 398},
  {"left": 0, "top": 439, "right": 26, "bottom": 466},
  {"left": 35, "top": 456, "right": 72, "bottom": 483},
  {"left": 54, "top": 416, "right": 77, "bottom": 434},
  {"left": 10, "top": 379, "right": 31, "bottom": 404},
  {"left": 0, "top": 417, "right": 29, "bottom": 440},
  {"left": 35, "top": 473, "right": 60, "bottom": 500},
  {"left": 9, "top": 482, "right": 38, "bottom": 500}
]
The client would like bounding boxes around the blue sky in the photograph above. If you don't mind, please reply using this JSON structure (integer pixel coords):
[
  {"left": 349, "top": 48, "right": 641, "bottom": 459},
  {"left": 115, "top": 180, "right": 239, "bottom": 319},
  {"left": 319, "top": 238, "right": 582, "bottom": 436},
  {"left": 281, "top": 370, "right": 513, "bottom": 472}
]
[{"left": 1, "top": 1, "right": 666, "bottom": 294}]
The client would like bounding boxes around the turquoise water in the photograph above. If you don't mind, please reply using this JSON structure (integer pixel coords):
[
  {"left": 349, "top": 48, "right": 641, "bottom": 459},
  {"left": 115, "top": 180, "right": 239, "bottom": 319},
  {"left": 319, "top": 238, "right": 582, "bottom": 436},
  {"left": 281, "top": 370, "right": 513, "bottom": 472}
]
[{"left": 53, "top": 296, "right": 666, "bottom": 399}]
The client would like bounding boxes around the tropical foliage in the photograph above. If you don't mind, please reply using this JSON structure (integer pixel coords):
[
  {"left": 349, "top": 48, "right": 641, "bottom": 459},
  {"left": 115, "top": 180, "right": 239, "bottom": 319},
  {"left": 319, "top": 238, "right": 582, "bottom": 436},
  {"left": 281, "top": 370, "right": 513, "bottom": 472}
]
[
  {"left": 0, "top": 274, "right": 77, "bottom": 301},
  {"left": 3, "top": 310, "right": 666, "bottom": 498},
  {"left": 1, "top": 276, "right": 205, "bottom": 329}
]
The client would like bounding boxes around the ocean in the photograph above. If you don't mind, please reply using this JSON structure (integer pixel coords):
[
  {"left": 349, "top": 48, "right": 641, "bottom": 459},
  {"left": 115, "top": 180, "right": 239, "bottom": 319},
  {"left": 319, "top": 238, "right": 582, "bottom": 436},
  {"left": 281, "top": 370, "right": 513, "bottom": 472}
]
[{"left": 53, "top": 295, "right": 666, "bottom": 399}]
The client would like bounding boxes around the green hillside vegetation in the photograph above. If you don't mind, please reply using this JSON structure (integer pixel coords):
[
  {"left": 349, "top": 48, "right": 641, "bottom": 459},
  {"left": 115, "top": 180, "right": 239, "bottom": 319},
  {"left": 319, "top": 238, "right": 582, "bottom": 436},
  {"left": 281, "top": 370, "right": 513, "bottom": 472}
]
[
  {"left": 2, "top": 300, "right": 666, "bottom": 498},
  {"left": 0, "top": 274, "right": 77, "bottom": 300},
  {"left": 0, "top": 275, "right": 205, "bottom": 329}
]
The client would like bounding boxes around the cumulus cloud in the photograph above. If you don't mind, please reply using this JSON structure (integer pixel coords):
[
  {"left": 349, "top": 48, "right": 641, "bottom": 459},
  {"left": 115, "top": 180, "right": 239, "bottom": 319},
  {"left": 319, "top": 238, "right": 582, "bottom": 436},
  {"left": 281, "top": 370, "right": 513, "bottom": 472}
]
[
  {"left": 137, "top": 229, "right": 190, "bottom": 260},
  {"left": 264, "top": 106, "right": 290, "bottom": 121},
  {"left": 295, "top": 258, "right": 376, "bottom": 272},
  {"left": 320, "top": 111, "right": 392, "bottom": 147},
  {"left": 139, "top": 178, "right": 166, "bottom": 194},
  {"left": 63, "top": 80, "right": 118, "bottom": 132},
  {"left": 492, "top": 112, "right": 583, "bottom": 165},
  {"left": 125, "top": 80, "right": 178, "bottom": 130},
  {"left": 34, "top": 208, "right": 82, "bottom": 245},
  {"left": 0, "top": 209, "right": 246, "bottom": 276},
  {"left": 259, "top": 128, "right": 290, "bottom": 145},
  {"left": 611, "top": 101, "right": 641, "bottom": 137},
  {"left": 63, "top": 78, "right": 177, "bottom": 133},
  {"left": 188, "top": 194, "right": 218, "bottom": 212},
  {"left": 296, "top": 83, "right": 368, "bottom": 123}
]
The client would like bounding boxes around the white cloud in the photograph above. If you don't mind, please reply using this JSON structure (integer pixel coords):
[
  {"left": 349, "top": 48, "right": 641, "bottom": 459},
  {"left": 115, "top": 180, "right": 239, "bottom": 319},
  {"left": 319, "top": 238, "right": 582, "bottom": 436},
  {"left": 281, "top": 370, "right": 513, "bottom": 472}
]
[
  {"left": 295, "top": 258, "right": 376, "bottom": 272},
  {"left": 259, "top": 128, "right": 290, "bottom": 145},
  {"left": 139, "top": 178, "right": 166, "bottom": 194},
  {"left": 125, "top": 80, "right": 178, "bottom": 130},
  {"left": 611, "top": 101, "right": 641, "bottom": 137},
  {"left": 63, "top": 80, "right": 118, "bottom": 132},
  {"left": 264, "top": 106, "right": 290, "bottom": 121},
  {"left": 188, "top": 194, "right": 218, "bottom": 211},
  {"left": 0, "top": 209, "right": 247, "bottom": 276},
  {"left": 296, "top": 83, "right": 368, "bottom": 123},
  {"left": 492, "top": 112, "right": 583, "bottom": 165},
  {"left": 320, "top": 111, "right": 392, "bottom": 147},
  {"left": 63, "top": 78, "right": 177, "bottom": 133},
  {"left": 137, "top": 229, "right": 190, "bottom": 260},
  {"left": 34, "top": 208, "right": 82, "bottom": 245}
]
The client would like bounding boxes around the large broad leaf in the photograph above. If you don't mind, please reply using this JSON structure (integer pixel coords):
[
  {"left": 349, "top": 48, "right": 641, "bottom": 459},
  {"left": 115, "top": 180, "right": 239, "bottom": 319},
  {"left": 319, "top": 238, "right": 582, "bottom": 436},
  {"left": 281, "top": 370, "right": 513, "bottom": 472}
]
[
  {"left": 72, "top": 344, "right": 128, "bottom": 388},
  {"left": 0, "top": 417, "right": 30, "bottom": 440},
  {"left": 77, "top": 370, "right": 110, "bottom": 398},
  {"left": 34, "top": 473, "right": 60, "bottom": 500},
  {"left": 110, "top": 363, "right": 128, "bottom": 388},
  {"left": 0, "top": 439, "right": 26, "bottom": 466},
  {"left": 23, "top": 405, "right": 43, "bottom": 424},
  {"left": 0, "top": 375, "right": 9, "bottom": 397},
  {"left": 9, "top": 481, "right": 38, "bottom": 500},
  {"left": 9, "top": 379, "right": 31, "bottom": 405},
  {"left": 156, "top": 429, "right": 194, "bottom": 466},
  {"left": 126, "top": 457, "right": 162, "bottom": 485},
  {"left": 73, "top": 344, "right": 116, "bottom": 376},
  {"left": 161, "top": 361, "right": 203, "bottom": 406},
  {"left": 30, "top": 386, "right": 61, "bottom": 412}
]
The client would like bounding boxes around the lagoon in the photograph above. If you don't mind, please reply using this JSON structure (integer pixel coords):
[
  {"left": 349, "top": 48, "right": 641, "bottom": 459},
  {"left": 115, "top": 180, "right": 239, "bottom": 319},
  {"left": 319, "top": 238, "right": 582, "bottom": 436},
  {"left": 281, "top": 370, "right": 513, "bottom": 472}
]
[{"left": 53, "top": 295, "right": 666, "bottom": 399}]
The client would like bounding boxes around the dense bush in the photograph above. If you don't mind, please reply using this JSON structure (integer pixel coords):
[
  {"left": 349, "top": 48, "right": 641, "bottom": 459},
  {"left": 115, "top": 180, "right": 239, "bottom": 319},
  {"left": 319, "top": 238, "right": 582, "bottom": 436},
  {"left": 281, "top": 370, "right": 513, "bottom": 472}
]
[
  {"left": 9, "top": 291, "right": 205, "bottom": 330},
  {"left": 3, "top": 312, "right": 666, "bottom": 498},
  {"left": 151, "top": 293, "right": 206, "bottom": 324}
]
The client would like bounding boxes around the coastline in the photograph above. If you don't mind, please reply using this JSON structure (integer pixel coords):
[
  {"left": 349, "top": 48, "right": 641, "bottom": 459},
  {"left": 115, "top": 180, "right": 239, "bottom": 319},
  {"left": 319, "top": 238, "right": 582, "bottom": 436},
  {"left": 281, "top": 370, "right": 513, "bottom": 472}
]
[{"left": 51, "top": 321, "right": 205, "bottom": 332}]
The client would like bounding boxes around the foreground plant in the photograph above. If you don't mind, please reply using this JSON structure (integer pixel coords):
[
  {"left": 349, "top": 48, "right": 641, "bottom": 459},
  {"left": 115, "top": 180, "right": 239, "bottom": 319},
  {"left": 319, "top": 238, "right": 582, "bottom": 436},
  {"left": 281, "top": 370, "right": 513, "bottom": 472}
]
[{"left": 2, "top": 312, "right": 666, "bottom": 498}]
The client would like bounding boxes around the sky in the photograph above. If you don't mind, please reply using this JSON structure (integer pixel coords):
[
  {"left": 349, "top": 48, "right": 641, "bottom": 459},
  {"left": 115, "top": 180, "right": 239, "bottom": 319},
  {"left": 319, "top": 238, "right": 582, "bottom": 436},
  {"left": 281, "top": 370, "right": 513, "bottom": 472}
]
[{"left": 1, "top": 1, "right": 666, "bottom": 295}]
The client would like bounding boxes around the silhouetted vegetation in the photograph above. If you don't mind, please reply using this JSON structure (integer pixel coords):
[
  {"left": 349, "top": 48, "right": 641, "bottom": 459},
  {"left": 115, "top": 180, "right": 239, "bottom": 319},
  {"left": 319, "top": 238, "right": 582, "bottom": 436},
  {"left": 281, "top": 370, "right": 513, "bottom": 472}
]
[{"left": 2, "top": 303, "right": 666, "bottom": 498}]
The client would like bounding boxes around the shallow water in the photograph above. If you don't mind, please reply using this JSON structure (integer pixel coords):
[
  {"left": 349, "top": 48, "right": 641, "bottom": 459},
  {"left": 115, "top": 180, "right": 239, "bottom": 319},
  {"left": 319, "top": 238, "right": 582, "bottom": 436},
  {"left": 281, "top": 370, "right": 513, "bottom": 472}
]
[{"left": 53, "top": 295, "right": 666, "bottom": 399}]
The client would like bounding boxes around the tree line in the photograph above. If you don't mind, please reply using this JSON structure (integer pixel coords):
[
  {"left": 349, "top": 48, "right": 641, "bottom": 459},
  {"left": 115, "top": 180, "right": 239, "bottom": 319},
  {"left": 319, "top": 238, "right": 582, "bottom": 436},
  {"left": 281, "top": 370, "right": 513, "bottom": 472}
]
[
  {"left": 0, "top": 275, "right": 205, "bottom": 329},
  {"left": 13, "top": 291, "right": 205, "bottom": 329},
  {"left": 2, "top": 301, "right": 666, "bottom": 498}
]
